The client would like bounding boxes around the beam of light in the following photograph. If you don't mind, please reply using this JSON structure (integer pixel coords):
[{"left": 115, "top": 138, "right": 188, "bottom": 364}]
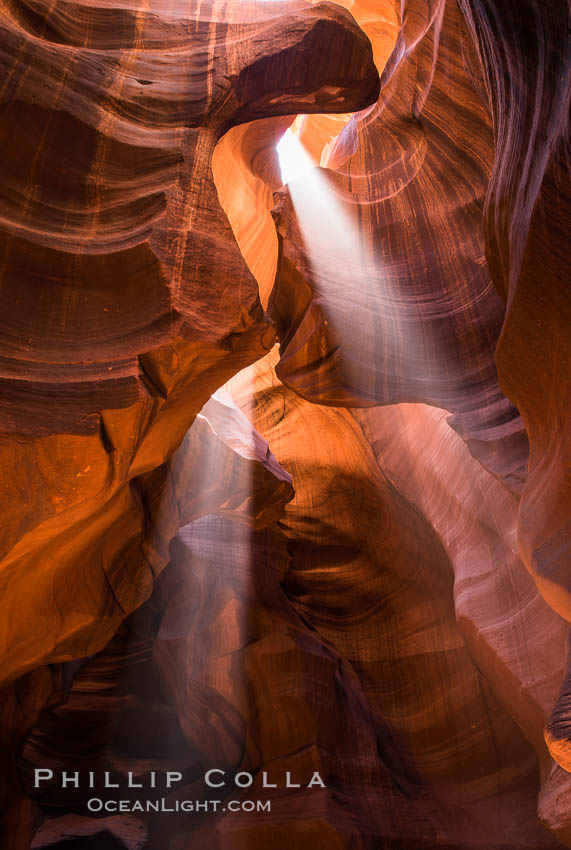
[
  {"left": 276, "top": 126, "right": 403, "bottom": 401},
  {"left": 125, "top": 375, "right": 262, "bottom": 787},
  {"left": 276, "top": 124, "right": 497, "bottom": 418},
  {"left": 276, "top": 127, "right": 317, "bottom": 184}
]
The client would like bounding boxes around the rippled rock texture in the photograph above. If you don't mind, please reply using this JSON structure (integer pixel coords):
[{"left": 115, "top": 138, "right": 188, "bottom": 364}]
[
  {"left": 1, "top": 0, "right": 569, "bottom": 847},
  {"left": 0, "top": 0, "right": 378, "bottom": 843}
]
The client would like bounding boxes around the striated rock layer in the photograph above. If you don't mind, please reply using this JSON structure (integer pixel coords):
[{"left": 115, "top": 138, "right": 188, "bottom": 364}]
[
  {"left": 269, "top": 0, "right": 529, "bottom": 494},
  {"left": 19, "top": 371, "right": 567, "bottom": 848},
  {"left": 0, "top": 0, "right": 378, "bottom": 691},
  {"left": 0, "top": 0, "right": 379, "bottom": 845},
  {"left": 239, "top": 0, "right": 571, "bottom": 786},
  {"left": 228, "top": 351, "right": 570, "bottom": 849}
]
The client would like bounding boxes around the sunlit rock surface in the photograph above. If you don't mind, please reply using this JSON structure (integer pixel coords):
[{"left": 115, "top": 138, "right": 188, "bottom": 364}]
[
  {"left": 270, "top": 0, "right": 529, "bottom": 497},
  {"left": 266, "top": 0, "right": 570, "bottom": 621},
  {"left": 20, "top": 392, "right": 299, "bottom": 849},
  {"left": 228, "top": 352, "right": 570, "bottom": 849},
  {"left": 0, "top": 0, "right": 378, "bottom": 686},
  {"left": 0, "top": 0, "right": 569, "bottom": 847},
  {"left": 0, "top": 0, "right": 378, "bottom": 844}
]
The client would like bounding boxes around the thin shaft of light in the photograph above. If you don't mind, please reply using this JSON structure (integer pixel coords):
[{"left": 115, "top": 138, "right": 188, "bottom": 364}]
[{"left": 277, "top": 128, "right": 397, "bottom": 396}]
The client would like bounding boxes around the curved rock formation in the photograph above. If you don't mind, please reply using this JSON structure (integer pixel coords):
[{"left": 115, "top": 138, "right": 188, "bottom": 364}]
[
  {"left": 0, "top": 0, "right": 378, "bottom": 690},
  {"left": 266, "top": 0, "right": 570, "bottom": 620},
  {"left": 216, "top": 0, "right": 571, "bottom": 793},
  {"left": 20, "top": 391, "right": 299, "bottom": 849},
  {"left": 228, "top": 350, "right": 569, "bottom": 848},
  {"left": 269, "top": 0, "right": 529, "bottom": 497},
  {"left": 458, "top": 0, "right": 570, "bottom": 625},
  {"left": 0, "top": 0, "right": 379, "bottom": 844}
]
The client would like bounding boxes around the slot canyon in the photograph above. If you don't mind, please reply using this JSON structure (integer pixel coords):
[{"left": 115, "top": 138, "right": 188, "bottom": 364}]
[{"left": 0, "top": 0, "right": 569, "bottom": 847}]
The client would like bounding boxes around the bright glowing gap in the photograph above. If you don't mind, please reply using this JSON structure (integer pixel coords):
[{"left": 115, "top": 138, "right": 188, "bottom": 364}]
[{"left": 276, "top": 128, "right": 316, "bottom": 185}]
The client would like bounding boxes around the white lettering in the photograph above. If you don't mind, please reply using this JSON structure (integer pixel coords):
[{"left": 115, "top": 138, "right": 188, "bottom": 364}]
[
  {"left": 307, "top": 772, "right": 326, "bottom": 788},
  {"left": 285, "top": 772, "right": 300, "bottom": 788},
  {"left": 127, "top": 772, "right": 143, "bottom": 788},
  {"left": 62, "top": 772, "right": 80, "bottom": 788},
  {"left": 104, "top": 772, "right": 119, "bottom": 788},
  {"left": 205, "top": 769, "right": 225, "bottom": 788},
  {"left": 34, "top": 769, "right": 53, "bottom": 788},
  {"left": 261, "top": 772, "right": 277, "bottom": 788}
]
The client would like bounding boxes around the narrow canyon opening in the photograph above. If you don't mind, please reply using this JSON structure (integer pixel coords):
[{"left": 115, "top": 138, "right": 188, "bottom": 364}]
[{"left": 0, "top": 0, "right": 569, "bottom": 849}]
